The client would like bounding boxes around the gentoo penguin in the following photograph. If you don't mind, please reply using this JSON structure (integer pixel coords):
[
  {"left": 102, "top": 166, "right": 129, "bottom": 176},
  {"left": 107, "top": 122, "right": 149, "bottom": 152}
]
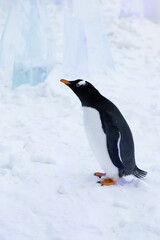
[{"left": 60, "top": 79, "right": 147, "bottom": 185}]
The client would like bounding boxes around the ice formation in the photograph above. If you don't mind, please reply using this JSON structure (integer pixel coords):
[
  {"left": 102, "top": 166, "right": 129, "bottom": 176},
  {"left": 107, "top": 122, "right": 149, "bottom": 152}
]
[
  {"left": 63, "top": 0, "right": 114, "bottom": 78},
  {"left": 0, "top": 0, "right": 55, "bottom": 89}
]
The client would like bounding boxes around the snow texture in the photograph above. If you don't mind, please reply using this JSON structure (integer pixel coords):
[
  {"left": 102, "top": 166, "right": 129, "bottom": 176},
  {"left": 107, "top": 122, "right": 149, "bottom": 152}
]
[
  {"left": 0, "top": 0, "right": 160, "bottom": 240},
  {"left": 120, "top": 0, "right": 144, "bottom": 18},
  {"left": 63, "top": 0, "right": 114, "bottom": 79},
  {"left": 144, "top": 0, "right": 160, "bottom": 23},
  {"left": 120, "top": 0, "right": 160, "bottom": 23}
]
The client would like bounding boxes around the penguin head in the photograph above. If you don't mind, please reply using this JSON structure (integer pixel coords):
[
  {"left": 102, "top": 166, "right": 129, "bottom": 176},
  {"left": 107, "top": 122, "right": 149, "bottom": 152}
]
[{"left": 60, "top": 79, "right": 101, "bottom": 107}]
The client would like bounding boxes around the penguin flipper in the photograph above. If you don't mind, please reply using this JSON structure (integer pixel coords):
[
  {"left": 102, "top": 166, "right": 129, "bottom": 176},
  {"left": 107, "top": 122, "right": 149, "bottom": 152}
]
[{"left": 106, "top": 126, "right": 124, "bottom": 171}]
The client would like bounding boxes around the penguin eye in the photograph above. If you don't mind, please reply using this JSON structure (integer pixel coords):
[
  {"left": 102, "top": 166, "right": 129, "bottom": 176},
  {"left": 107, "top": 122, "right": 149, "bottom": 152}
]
[{"left": 76, "top": 83, "right": 81, "bottom": 87}]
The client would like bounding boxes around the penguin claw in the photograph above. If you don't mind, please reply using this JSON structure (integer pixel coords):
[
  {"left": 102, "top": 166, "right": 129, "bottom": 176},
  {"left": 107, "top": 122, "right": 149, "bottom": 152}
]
[
  {"left": 94, "top": 173, "right": 101, "bottom": 178},
  {"left": 96, "top": 181, "right": 104, "bottom": 186}
]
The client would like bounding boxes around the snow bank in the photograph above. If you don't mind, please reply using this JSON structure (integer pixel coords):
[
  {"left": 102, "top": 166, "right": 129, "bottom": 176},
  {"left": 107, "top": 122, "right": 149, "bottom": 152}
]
[{"left": 0, "top": 1, "right": 160, "bottom": 240}]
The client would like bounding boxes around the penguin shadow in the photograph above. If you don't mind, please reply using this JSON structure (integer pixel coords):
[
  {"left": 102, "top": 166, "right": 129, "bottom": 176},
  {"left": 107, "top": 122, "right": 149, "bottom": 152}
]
[
  {"left": 93, "top": 173, "right": 148, "bottom": 188},
  {"left": 115, "top": 176, "right": 148, "bottom": 188},
  {"left": 56, "top": 172, "right": 148, "bottom": 194}
]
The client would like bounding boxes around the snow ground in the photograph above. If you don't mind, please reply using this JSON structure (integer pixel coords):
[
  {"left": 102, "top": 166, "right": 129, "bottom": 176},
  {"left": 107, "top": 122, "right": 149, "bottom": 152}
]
[{"left": 0, "top": 1, "right": 160, "bottom": 240}]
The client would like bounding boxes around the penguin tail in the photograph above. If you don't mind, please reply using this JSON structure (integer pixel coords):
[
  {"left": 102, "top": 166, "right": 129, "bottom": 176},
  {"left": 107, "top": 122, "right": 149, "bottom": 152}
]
[{"left": 133, "top": 166, "right": 147, "bottom": 179}]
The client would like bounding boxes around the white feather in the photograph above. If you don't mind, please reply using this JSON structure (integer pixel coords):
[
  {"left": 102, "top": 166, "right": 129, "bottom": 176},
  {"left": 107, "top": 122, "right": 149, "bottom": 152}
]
[
  {"left": 117, "top": 132, "right": 123, "bottom": 164},
  {"left": 78, "top": 80, "right": 86, "bottom": 86},
  {"left": 83, "top": 107, "right": 119, "bottom": 180}
]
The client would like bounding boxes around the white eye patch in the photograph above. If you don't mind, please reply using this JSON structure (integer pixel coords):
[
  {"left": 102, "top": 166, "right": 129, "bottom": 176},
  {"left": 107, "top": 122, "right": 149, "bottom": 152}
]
[{"left": 76, "top": 80, "right": 86, "bottom": 87}]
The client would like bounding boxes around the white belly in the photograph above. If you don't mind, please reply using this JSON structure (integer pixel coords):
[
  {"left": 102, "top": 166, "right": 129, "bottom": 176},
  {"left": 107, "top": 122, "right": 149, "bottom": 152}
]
[{"left": 83, "top": 107, "right": 119, "bottom": 180}]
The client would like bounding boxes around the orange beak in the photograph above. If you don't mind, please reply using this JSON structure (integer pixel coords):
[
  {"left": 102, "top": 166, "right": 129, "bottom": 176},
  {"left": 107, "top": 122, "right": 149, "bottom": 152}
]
[{"left": 60, "top": 79, "right": 71, "bottom": 85}]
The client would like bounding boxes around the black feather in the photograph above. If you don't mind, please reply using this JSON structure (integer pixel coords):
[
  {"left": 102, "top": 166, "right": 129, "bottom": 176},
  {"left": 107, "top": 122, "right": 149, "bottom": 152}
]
[{"left": 133, "top": 166, "right": 147, "bottom": 179}]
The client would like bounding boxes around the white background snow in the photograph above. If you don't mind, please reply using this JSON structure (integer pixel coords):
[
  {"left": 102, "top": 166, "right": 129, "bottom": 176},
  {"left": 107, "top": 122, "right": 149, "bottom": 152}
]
[{"left": 0, "top": 1, "right": 160, "bottom": 240}]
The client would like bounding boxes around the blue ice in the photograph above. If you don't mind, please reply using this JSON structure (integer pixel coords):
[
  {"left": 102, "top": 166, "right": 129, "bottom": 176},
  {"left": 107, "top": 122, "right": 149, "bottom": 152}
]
[{"left": 0, "top": 0, "right": 55, "bottom": 89}]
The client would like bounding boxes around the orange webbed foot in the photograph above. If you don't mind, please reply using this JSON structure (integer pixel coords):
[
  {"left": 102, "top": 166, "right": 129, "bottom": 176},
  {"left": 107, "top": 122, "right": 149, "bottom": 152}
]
[
  {"left": 94, "top": 172, "right": 106, "bottom": 178},
  {"left": 97, "top": 178, "right": 115, "bottom": 186}
]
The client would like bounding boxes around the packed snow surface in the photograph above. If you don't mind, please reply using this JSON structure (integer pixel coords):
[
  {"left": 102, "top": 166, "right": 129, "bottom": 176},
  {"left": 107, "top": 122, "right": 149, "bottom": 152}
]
[{"left": 0, "top": 1, "right": 160, "bottom": 240}]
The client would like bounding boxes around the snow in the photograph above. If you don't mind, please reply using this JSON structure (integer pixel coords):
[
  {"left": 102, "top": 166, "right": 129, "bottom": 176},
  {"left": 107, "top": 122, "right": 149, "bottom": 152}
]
[{"left": 0, "top": 1, "right": 160, "bottom": 240}]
